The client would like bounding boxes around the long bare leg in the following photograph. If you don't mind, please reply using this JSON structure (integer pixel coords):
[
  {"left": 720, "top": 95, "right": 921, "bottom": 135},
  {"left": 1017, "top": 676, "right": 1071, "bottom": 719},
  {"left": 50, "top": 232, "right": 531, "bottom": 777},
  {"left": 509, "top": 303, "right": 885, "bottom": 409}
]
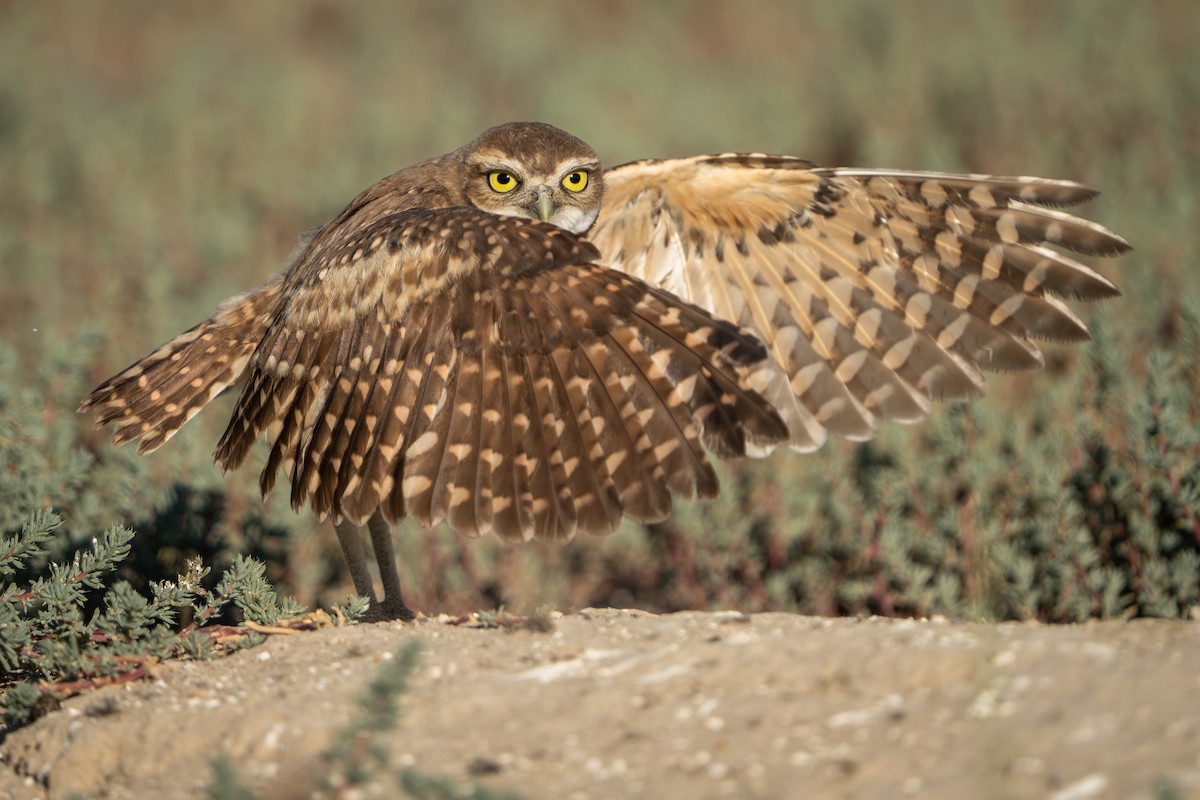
[
  {"left": 367, "top": 511, "right": 415, "bottom": 621},
  {"left": 333, "top": 518, "right": 378, "bottom": 603}
]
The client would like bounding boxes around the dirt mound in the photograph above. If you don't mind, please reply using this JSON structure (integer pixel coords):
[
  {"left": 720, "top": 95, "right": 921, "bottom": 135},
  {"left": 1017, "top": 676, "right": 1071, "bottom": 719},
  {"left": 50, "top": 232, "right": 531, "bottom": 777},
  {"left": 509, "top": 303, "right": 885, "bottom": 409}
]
[{"left": 2, "top": 611, "right": 1197, "bottom": 799}]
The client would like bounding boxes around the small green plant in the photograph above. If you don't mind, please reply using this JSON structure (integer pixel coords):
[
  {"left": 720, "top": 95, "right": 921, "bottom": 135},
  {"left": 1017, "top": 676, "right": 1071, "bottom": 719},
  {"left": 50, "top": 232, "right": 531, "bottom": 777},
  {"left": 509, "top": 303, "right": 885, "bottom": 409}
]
[
  {"left": 207, "top": 756, "right": 256, "bottom": 800},
  {"left": 399, "top": 771, "right": 525, "bottom": 800},
  {"left": 206, "top": 641, "right": 525, "bottom": 800},
  {"left": 471, "top": 606, "right": 509, "bottom": 629},
  {"left": 321, "top": 641, "right": 424, "bottom": 796},
  {"left": 459, "top": 606, "right": 555, "bottom": 633},
  {"left": 0, "top": 507, "right": 309, "bottom": 729}
]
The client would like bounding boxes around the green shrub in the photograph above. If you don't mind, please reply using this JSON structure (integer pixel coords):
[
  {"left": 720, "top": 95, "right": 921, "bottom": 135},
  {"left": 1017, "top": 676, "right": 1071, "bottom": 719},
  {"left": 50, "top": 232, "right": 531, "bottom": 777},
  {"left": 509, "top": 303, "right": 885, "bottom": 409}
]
[{"left": 0, "top": 507, "right": 304, "bottom": 728}]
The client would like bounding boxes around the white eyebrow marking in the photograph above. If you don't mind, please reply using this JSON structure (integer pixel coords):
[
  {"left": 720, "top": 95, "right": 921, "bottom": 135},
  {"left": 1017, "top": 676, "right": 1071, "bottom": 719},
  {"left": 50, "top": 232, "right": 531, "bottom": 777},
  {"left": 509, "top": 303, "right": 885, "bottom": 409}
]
[
  {"left": 556, "top": 158, "right": 601, "bottom": 175},
  {"left": 477, "top": 158, "right": 528, "bottom": 177}
]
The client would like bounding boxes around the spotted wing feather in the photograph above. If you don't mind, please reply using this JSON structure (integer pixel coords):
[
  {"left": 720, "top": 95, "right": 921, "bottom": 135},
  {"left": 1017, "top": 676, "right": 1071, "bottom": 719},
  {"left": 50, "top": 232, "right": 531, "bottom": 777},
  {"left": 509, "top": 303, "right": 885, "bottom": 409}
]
[
  {"left": 590, "top": 155, "right": 1129, "bottom": 452},
  {"left": 79, "top": 274, "right": 285, "bottom": 454},
  {"left": 213, "top": 208, "right": 788, "bottom": 541}
]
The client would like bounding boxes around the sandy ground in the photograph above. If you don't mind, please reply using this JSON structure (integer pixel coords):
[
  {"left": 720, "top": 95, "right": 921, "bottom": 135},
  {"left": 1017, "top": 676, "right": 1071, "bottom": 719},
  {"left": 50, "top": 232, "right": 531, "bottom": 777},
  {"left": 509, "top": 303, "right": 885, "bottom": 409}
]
[{"left": 1, "top": 610, "right": 1198, "bottom": 800}]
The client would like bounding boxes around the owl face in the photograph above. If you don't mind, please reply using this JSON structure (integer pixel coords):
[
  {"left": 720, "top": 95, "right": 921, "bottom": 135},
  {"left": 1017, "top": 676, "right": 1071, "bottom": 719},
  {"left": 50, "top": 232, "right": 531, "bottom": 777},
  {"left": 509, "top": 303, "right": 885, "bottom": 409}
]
[{"left": 460, "top": 122, "right": 604, "bottom": 235}]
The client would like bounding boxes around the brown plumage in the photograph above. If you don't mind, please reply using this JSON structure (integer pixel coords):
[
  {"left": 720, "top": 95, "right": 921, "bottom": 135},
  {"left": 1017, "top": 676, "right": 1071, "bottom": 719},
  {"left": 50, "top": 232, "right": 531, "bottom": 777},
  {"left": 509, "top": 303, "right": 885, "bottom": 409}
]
[
  {"left": 81, "top": 122, "right": 1127, "bottom": 620},
  {"left": 81, "top": 274, "right": 285, "bottom": 456}
]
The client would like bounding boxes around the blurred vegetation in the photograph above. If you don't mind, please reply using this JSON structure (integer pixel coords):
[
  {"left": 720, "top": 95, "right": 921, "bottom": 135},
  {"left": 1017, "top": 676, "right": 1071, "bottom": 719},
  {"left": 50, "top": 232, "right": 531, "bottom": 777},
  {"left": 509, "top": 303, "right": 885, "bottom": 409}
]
[{"left": 1, "top": 1, "right": 1197, "bottom": 621}]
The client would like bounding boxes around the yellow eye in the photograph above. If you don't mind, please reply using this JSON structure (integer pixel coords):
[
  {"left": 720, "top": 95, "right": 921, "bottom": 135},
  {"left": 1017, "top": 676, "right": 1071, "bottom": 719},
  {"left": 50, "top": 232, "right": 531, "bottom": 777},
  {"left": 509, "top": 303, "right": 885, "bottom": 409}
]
[
  {"left": 488, "top": 171, "right": 519, "bottom": 193},
  {"left": 561, "top": 170, "right": 589, "bottom": 192}
]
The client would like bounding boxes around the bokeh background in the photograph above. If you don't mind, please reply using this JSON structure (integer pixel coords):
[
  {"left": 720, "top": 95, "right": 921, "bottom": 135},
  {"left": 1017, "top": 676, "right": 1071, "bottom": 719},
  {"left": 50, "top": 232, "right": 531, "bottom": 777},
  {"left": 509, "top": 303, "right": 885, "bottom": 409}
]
[{"left": 2, "top": 1, "right": 1197, "bottom": 620}]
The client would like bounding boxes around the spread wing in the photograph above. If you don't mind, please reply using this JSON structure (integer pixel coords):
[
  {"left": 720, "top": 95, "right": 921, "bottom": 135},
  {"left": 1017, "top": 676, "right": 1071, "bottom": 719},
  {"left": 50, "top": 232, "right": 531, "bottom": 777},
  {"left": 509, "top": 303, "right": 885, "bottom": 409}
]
[
  {"left": 589, "top": 155, "right": 1129, "bottom": 451},
  {"left": 79, "top": 273, "right": 286, "bottom": 454},
  {"left": 213, "top": 207, "right": 787, "bottom": 542}
]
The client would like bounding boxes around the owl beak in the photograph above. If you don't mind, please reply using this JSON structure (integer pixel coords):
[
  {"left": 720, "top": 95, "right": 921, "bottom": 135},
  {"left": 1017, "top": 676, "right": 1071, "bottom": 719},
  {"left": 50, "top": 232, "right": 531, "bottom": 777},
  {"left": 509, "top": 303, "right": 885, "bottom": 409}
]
[{"left": 533, "top": 186, "right": 554, "bottom": 222}]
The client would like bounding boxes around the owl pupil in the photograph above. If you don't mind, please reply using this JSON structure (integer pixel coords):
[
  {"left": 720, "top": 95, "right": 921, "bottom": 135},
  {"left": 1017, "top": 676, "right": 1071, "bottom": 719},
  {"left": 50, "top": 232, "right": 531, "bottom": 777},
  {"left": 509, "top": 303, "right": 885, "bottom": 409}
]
[{"left": 497, "top": 174, "right": 511, "bottom": 184}]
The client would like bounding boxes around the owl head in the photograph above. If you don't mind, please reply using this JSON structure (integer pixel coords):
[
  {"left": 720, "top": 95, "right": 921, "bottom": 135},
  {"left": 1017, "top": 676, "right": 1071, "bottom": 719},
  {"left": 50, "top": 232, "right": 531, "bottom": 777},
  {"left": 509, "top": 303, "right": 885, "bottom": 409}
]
[{"left": 459, "top": 122, "right": 604, "bottom": 235}]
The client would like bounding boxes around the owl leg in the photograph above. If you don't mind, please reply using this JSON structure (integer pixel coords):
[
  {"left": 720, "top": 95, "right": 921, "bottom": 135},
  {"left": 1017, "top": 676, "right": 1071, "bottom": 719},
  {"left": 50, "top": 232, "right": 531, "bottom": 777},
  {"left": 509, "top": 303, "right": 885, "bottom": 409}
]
[
  {"left": 333, "top": 515, "right": 416, "bottom": 621},
  {"left": 333, "top": 518, "right": 379, "bottom": 603},
  {"left": 367, "top": 511, "right": 416, "bottom": 622}
]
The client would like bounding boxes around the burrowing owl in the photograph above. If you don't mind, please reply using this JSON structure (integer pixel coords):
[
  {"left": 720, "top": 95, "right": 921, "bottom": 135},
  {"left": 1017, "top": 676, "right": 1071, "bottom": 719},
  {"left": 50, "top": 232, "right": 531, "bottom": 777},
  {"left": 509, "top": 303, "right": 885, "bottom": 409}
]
[{"left": 81, "top": 122, "right": 1127, "bottom": 620}]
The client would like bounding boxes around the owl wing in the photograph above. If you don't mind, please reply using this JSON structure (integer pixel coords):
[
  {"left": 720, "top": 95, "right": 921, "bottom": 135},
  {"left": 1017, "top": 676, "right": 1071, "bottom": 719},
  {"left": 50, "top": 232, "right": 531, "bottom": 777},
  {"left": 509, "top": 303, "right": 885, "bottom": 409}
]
[
  {"left": 589, "top": 155, "right": 1129, "bottom": 451},
  {"left": 79, "top": 272, "right": 287, "bottom": 454},
  {"left": 212, "top": 206, "right": 787, "bottom": 542}
]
